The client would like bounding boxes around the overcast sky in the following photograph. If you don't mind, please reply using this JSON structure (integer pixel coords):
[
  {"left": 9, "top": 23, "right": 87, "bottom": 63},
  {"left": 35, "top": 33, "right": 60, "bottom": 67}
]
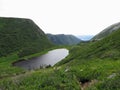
[{"left": 1, "top": 0, "right": 120, "bottom": 35}]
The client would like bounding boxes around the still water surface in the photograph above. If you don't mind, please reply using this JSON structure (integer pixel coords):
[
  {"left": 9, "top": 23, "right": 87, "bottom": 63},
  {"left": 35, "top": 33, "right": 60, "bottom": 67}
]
[{"left": 13, "top": 48, "right": 69, "bottom": 70}]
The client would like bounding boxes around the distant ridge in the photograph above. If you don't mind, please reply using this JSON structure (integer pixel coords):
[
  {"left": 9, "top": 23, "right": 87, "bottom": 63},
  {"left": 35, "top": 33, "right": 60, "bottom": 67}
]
[
  {"left": 91, "top": 22, "right": 120, "bottom": 40},
  {"left": 47, "top": 34, "right": 82, "bottom": 45}
]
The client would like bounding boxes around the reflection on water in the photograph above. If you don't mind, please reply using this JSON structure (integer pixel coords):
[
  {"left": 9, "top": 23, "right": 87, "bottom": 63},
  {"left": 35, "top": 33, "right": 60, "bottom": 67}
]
[{"left": 13, "top": 48, "right": 69, "bottom": 70}]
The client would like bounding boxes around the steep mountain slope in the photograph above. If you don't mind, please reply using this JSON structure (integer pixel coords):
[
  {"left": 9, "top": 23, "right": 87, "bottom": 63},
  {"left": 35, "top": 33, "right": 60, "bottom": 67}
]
[
  {"left": 0, "top": 17, "right": 53, "bottom": 57},
  {"left": 47, "top": 34, "right": 82, "bottom": 45},
  {"left": 91, "top": 22, "right": 120, "bottom": 40}
]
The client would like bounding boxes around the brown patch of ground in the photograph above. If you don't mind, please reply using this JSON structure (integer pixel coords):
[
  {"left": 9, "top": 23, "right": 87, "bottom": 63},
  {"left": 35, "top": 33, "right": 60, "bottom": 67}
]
[{"left": 80, "top": 79, "right": 98, "bottom": 90}]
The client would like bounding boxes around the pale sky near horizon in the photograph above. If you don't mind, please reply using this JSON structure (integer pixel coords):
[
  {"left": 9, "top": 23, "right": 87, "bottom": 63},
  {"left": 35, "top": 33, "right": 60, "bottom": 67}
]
[{"left": 1, "top": 0, "right": 120, "bottom": 35}]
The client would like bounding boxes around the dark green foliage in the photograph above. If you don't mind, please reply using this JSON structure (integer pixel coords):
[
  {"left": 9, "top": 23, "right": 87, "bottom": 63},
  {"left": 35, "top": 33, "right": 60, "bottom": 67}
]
[
  {"left": 0, "top": 17, "right": 53, "bottom": 57},
  {"left": 47, "top": 34, "right": 82, "bottom": 45}
]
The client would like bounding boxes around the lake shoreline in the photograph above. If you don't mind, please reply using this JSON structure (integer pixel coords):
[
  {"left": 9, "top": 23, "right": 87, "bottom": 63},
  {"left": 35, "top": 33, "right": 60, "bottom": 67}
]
[{"left": 13, "top": 48, "right": 69, "bottom": 70}]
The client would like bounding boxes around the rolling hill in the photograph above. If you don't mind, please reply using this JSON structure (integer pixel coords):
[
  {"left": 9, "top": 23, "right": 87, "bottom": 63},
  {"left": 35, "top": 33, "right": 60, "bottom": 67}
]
[
  {"left": 47, "top": 34, "right": 82, "bottom": 45},
  {"left": 0, "top": 17, "right": 53, "bottom": 57}
]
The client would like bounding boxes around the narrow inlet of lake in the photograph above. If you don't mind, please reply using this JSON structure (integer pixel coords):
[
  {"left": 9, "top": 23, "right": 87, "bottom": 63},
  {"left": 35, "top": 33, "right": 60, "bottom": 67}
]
[{"left": 13, "top": 48, "right": 69, "bottom": 70}]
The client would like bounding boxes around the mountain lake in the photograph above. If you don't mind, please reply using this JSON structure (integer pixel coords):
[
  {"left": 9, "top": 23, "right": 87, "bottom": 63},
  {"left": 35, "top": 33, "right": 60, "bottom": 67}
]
[{"left": 13, "top": 48, "right": 69, "bottom": 70}]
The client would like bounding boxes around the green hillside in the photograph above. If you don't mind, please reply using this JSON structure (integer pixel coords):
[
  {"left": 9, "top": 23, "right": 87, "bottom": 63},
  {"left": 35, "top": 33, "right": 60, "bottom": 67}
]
[
  {"left": 47, "top": 34, "right": 82, "bottom": 45},
  {"left": 56, "top": 29, "right": 120, "bottom": 89},
  {"left": 0, "top": 17, "right": 53, "bottom": 57},
  {"left": 0, "top": 20, "right": 120, "bottom": 90}
]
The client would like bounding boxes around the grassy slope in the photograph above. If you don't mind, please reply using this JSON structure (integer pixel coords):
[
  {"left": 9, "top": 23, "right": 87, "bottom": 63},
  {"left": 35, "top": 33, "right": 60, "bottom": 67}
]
[
  {"left": 57, "top": 29, "right": 120, "bottom": 90},
  {"left": 0, "top": 28, "right": 120, "bottom": 89}
]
